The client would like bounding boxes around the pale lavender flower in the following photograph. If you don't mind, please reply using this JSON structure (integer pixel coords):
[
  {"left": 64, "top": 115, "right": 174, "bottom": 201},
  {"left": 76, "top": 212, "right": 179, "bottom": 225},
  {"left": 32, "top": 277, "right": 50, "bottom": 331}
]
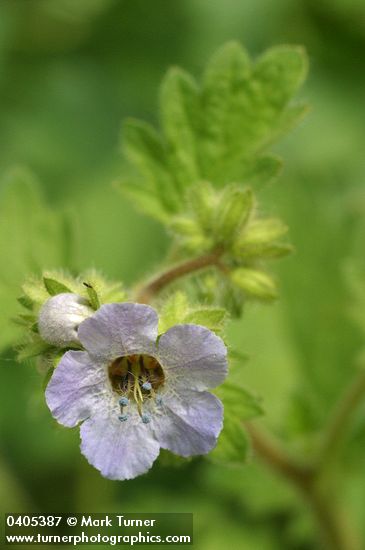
[{"left": 45, "top": 303, "right": 227, "bottom": 480}]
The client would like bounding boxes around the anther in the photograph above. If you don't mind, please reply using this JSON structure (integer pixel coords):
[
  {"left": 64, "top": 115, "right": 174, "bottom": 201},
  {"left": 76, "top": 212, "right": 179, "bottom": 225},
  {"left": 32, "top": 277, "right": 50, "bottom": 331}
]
[
  {"left": 155, "top": 396, "right": 163, "bottom": 406},
  {"left": 118, "top": 414, "right": 128, "bottom": 422},
  {"left": 141, "top": 382, "right": 152, "bottom": 391},
  {"left": 119, "top": 397, "right": 129, "bottom": 407},
  {"left": 141, "top": 413, "right": 152, "bottom": 424}
]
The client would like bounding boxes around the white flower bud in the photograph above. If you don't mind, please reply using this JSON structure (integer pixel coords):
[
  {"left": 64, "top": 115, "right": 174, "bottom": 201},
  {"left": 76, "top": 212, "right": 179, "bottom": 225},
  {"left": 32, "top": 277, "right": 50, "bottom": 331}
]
[{"left": 38, "top": 293, "right": 94, "bottom": 347}]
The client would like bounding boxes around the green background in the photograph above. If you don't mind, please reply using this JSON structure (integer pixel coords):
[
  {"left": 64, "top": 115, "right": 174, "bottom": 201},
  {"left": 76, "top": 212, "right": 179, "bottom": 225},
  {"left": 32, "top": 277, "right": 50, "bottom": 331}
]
[{"left": 1, "top": 1, "right": 365, "bottom": 548}]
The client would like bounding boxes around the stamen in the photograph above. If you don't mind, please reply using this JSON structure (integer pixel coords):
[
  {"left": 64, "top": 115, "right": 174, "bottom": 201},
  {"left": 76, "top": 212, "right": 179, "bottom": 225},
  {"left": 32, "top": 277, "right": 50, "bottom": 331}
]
[
  {"left": 118, "top": 414, "right": 128, "bottom": 422},
  {"left": 141, "top": 413, "right": 152, "bottom": 424},
  {"left": 119, "top": 397, "right": 129, "bottom": 407},
  {"left": 155, "top": 396, "right": 163, "bottom": 406},
  {"left": 108, "top": 354, "right": 165, "bottom": 406}
]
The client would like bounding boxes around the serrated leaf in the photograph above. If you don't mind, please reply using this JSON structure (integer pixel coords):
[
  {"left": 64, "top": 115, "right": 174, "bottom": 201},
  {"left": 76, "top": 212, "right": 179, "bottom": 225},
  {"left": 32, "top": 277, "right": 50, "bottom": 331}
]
[
  {"left": 254, "top": 45, "right": 308, "bottom": 115},
  {"left": 120, "top": 41, "right": 308, "bottom": 221},
  {"left": 43, "top": 277, "right": 71, "bottom": 296},
  {"left": 200, "top": 41, "right": 252, "bottom": 182},
  {"left": 184, "top": 308, "right": 227, "bottom": 334},
  {"left": 200, "top": 42, "right": 308, "bottom": 183}
]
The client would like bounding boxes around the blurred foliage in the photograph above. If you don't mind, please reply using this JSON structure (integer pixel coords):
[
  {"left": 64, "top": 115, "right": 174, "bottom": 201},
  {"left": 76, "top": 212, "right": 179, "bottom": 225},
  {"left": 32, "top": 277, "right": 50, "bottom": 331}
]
[{"left": 1, "top": 1, "right": 365, "bottom": 549}]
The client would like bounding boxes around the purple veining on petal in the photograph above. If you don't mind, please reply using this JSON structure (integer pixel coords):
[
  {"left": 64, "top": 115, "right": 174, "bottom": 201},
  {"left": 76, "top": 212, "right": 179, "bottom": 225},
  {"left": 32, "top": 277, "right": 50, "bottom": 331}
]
[
  {"left": 78, "top": 302, "right": 159, "bottom": 361},
  {"left": 80, "top": 410, "right": 160, "bottom": 480},
  {"left": 151, "top": 389, "right": 223, "bottom": 456},
  {"left": 45, "top": 351, "right": 106, "bottom": 428},
  {"left": 157, "top": 324, "right": 228, "bottom": 391}
]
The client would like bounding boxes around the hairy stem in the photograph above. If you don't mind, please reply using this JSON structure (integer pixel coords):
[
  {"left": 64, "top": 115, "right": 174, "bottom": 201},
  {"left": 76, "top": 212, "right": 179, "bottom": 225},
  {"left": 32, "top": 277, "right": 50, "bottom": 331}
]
[
  {"left": 136, "top": 249, "right": 223, "bottom": 303},
  {"left": 318, "top": 367, "right": 365, "bottom": 469},
  {"left": 244, "top": 422, "right": 314, "bottom": 490},
  {"left": 246, "top": 422, "right": 359, "bottom": 550},
  {"left": 136, "top": 249, "right": 361, "bottom": 549}
]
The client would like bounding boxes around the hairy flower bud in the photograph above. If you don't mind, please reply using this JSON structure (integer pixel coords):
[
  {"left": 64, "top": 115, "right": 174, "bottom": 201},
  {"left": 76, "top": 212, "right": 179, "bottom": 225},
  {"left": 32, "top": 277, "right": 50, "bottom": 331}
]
[{"left": 38, "top": 293, "right": 94, "bottom": 347}]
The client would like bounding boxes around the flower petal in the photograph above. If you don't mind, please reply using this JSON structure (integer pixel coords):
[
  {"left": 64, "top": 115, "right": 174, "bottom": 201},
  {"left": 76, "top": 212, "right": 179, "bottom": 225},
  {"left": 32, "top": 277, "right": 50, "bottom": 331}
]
[
  {"left": 45, "top": 351, "right": 106, "bottom": 428},
  {"left": 152, "top": 389, "right": 223, "bottom": 456},
  {"left": 80, "top": 411, "right": 160, "bottom": 480},
  {"left": 78, "top": 303, "right": 159, "bottom": 361},
  {"left": 157, "top": 324, "right": 228, "bottom": 391}
]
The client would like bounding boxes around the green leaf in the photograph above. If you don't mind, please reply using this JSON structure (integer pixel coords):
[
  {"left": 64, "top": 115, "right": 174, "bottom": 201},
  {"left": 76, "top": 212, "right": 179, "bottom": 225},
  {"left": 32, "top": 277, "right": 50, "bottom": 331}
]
[
  {"left": 159, "top": 68, "right": 200, "bottom": 188},
  {"left": 230, "top": 268, "right": 277, "bottom": 301},
  {"left": 116, "top": 179, "right": 171, "bottom": 224},
  {"left": 246, "top": 45, "right": 309, "bottom": 151},
  {"left": 120, "top": 42, "right": 308, "bottom": 222},
  {"left": 17, "top": 295, "right": 34, "bottom": 311},
  {"left": 43, "top": 277, "right": 71, "bottom": 296},
  {"left": 211, "top": 382, "right": 263, "bottom": 465},
  {"left": 215, "top": 382, "right": 264, "bottom": 420},
  {"left": 267, "top": 101, "right": 310, "bottom": 146},
  {"left": 12, "top": 314, "right": 37, "bottom": 328},
  {"left": 122, "top": 119, "right": 180, "bottom": 214},
  {"left": 184, "top": 308, "right": 227, "bottom": 335},
  {"left": 0, "top": 168, "right": 76, "bottom": 351},
  {"left": 228, "top": 347, "right": 250, "bottom": 365},
  {"left": 83, "top": 282, "right": 100, "bottom": 310},
  {"left": 158, "top": 291, "right": 190, "bottom": 333},
  {"left": 200, "top": 42, "right": 251, "bottom": 182},
  {"left": 17, "top": 339, "right": 54, "bottom": 362},
  {"left": 200, "top": 42, "right": 308, "bottom": 183},
  {"left": 211, "top": 416, "right": 249, "bottom": 465},
  {"left": 240, "top": 154, "right": 283, "bottom": 189}
]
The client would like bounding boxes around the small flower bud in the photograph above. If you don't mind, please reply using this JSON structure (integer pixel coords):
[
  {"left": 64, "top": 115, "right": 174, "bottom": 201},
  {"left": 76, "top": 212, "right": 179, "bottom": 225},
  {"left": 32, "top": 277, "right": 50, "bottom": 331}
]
[
  {"left": 230, "top": 268, "right": 277, "bottom": 301},
  {"left": 38, "top": 293, "right": 94, "bottom": 347},
  {"left": 215, "top": 187, "right": 253, "bottom": 242}
]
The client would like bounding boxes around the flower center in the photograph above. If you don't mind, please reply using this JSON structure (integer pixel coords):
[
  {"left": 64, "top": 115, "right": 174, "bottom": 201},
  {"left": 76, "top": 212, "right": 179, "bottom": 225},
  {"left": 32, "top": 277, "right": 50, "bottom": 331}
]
[{"left": 108, "top": 354, "right": 165, "bottom": 420}]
